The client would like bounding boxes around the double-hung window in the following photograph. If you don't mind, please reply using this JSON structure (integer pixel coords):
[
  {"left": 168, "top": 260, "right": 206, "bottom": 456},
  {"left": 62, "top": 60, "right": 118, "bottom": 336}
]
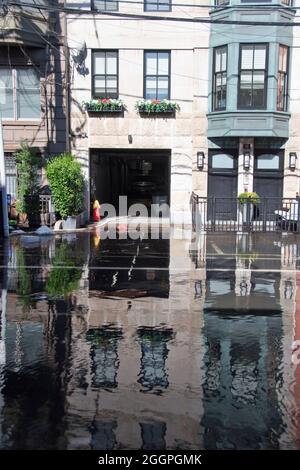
[
  {"left": 213, "top": 46, "right": 227, "bottom": 111},
  {"left": 144, "top": 51, "right": 170, "bottom": 100},
  {"left": 144, "top": 0, "right": 171, "bottom": 11},
  {"left": 277, "top": 45, "right": 289, "bottom": 112},
  {"left": 0, "top": 68, "right": 40, "bottom": 120},
  {"left": 92, "top": 51, "right": 118, "bottom": 98},
  {"left": 92, "top": 0, "right": 118, "bottom": 11},
  {"left": 238, "top": 44, "right": 268, "bottom": 109}
]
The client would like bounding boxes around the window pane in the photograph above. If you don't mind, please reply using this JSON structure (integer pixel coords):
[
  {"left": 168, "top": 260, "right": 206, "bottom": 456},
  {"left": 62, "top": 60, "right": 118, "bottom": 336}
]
[
  {"left": 106, "top": 77, "right": 117, "bottom": 96},
  {"left": 17, "top": 69, "right": 40, "bottom": 119},
  {"left": 215, "top": 49, "right": 222, "bottom": 73},
  {"left": 253, "top": 45, "right": 266, "bottom": 69},
  {"left": 18, "top": 90, "right": 40, "bottom": 119},
  {"left": 146, "top": 53, "right": 157, "bottom": 75},
  {"left": 212, "top": 153, "right": 234, "bottom": 169},
  {"left": 17, "top": 68, "right": 39, "bottom": 88},
  {"left": 239, "top": 71, "right": 252, "bottom": 107},
  {"left": 145, "top": 77, "right": 157, "bottom": 99},
  {"left": 279, "top": 45, "right": 288, "bottom": 72},
  {"left": 158, "top": 0, "right": 170, "bottom": 10},
  {"left": 256, "top": 154, "right": 280, "bottom": 169},
  {"left": 252, "top": 71, "right": 265, "bottom": 107},
  {"left": 106, "top": 52, "right": 117, "bottom": 74},
  {"left": 94, "top": 52, "right": 105, "bottom": 74},
  {"left": 157, "top": 53, "right": 169, "bottom": 75},
  {"left": 105, "top": 0, "right": 118, "bottom": 10},
  {"left": 94, "top": 76, "right": 106, "bottom": 95},
  {"left": 145, "top": 0, "right": 158, "bottom": 10},
  {"left": 157, "top": 76, "right": 169, "bottom": 99},
  {"left": 241, "top": 46, "right": 254, "bottom": 69}
]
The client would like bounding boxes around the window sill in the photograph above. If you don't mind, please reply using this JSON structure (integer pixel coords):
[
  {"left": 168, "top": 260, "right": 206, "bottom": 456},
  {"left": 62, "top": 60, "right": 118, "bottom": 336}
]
[{"left": 2, "top": 120, "right": 41, "bottom": 126}]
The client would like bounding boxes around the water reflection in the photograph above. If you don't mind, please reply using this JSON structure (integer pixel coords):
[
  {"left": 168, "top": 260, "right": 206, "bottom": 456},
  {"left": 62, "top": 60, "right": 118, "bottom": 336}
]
[{"left": 0, "top": 232, "right": 299, "bottom": 449}]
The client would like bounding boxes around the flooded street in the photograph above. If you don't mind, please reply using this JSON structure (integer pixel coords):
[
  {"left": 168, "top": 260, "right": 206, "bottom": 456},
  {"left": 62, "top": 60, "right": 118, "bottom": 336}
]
[{"left": 0, "top": 230, "right": 300, "bottom": 450}]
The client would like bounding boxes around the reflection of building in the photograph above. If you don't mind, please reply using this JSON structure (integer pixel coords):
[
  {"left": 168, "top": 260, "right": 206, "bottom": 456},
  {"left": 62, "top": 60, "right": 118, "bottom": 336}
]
[{"left": 192, "top": 232, "right": 300, "bottom": 449}]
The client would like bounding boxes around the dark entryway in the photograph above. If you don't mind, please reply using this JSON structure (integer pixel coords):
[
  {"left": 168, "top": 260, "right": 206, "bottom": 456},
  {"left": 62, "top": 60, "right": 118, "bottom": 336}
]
[
  {"left": 208, "top": 150, "right": 238, "bottom": 220},
  {"left": 90, "top": 149, "right": 171, "bottom": 215},
  {"left": 253, "top": 150, "right": 283, "bottom": 219}
]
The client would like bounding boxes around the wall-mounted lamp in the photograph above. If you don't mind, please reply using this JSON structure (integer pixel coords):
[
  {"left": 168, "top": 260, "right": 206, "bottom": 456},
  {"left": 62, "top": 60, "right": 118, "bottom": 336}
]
[
  {"left": 197, "top": 151, "right": 205, "bottom": 170},
  {"left": 243, "top": 151, "right": 251, "bottom": 170},
  {"left": 128, "top": 134, "right": 133, "bottom": 144},
  {"left": 289, "top": 152, "right": 297, "bottom": 170}
]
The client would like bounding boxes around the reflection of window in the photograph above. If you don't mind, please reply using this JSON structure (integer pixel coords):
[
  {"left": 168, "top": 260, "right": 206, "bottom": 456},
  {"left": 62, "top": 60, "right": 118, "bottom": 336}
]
[
  {"left": 144, "top": 51, "right": 170, "bottom": 100},
  {"left": 92, "top": 421, "right": 117, "bottom": 450},
  {"left": 209, "top": 279, "right": 231, "bottom": 295},
  {"left": 0, "top": 67, "right": 40, "bottom": 119},
  {"left": 86, "top": 327, "right": 123, "bottom": 389},
  {"left": 140, "top": 421, "right": 166, "bottom": 450},
  {"left": 213, "top": 46, "right": 227, "bottom": 111},
  {"left": 5, "top": 153, "right": 17, "bottom": 198},
  {"left": 238, "top": 44, "right": 268, "bottom": 109},
  {"left": 137, "top": 327, "right": 174, "bottom": 392}
]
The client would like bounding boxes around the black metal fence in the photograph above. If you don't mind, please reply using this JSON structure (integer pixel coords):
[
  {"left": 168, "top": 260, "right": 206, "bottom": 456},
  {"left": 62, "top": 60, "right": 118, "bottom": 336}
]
[{"left": 191, "top": 193, "right": 300, "bottom": 233}]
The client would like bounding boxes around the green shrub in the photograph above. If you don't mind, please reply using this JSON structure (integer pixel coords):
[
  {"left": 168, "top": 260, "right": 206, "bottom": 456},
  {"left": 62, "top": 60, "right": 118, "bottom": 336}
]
[
  {"left": 15, "top": 142, "right": 42, "bottom": 214},
  {"left": 238, "top": 191, "right": 260, "bottom": 204},
  {"left": 46, "top": 153, "right": 85, "bottom": 218}
]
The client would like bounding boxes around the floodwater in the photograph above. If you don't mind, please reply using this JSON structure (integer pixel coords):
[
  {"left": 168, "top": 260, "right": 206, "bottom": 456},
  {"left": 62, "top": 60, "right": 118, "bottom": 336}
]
[{"left": 0, "top": 229, "right": 300, "bottom": 450}]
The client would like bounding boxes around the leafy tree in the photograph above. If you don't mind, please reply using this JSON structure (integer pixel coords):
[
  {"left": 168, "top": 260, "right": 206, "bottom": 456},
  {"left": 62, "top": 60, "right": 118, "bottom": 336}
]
[{"left": 46, "top": 153, "right": 85, "bottom": 218}]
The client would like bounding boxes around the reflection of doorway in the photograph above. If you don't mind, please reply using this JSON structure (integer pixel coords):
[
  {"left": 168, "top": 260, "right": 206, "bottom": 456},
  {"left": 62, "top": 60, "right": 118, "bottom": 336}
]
[
  {"left": 208, "top": 150, "right": 238, "bottom": 220},
  {"left": 253, "top": 151, "right": 283, "bottom": 217}
]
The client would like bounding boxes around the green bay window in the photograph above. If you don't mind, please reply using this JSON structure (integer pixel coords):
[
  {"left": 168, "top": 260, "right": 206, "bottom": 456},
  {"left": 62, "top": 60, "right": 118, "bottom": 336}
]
[
  {"left": 238, "top": 44, "right": 268, "bottom": 109},
  {"left": 213, "top": 46, "right": 227, "bottom": 111},
  {"left": 277, "top": 45, "right": 289, "bottom": 112},
  {"left": 92, "top": 51, "right": 118, "bottom": 98}
]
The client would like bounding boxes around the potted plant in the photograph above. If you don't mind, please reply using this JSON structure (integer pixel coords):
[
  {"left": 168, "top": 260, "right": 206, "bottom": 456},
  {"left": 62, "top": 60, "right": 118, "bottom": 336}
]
[
  {"left": 238, "top": 191, "right": 260, "bottom": 225},
  {"left": 135, "top": 99, "right": 180, "bottom": 114},
  {"left": 15, "top": 142, "right": 42, "bottom": 227},
  {"left": 46, "top": 153, "right": 85, "bottom": 229},
  {"left": 83, "top": 98, "right": 125, "bottom": 113}
]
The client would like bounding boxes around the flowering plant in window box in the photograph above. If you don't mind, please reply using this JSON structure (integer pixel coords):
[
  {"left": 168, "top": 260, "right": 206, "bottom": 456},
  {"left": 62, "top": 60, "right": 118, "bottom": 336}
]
[
  {"left": 135, "top": 99, "right": 180, "bottom": 114},
  {"left": 84, "top": 98, "right": 125, "bottom": 113}
]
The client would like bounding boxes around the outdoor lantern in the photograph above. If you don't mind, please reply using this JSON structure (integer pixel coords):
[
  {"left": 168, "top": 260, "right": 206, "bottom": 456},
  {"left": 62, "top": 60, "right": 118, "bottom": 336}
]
[
  {"left": 197, "top": 152, "right": 205, "bottom": 170},
  {"left": 243, "top": 151, "right": 251, "bottom": 170},
  {"left": 194, "top": 280, "right": 202, "bottom": 298},
  {"left": 289, "top": 152, "right": 297, "bottom": 170},
  {"left": 128, "top": 134, "right": 133, "bottom": 144}
]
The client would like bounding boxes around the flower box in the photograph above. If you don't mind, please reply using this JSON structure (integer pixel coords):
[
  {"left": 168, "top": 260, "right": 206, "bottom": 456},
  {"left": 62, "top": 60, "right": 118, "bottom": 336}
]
[
  {"left": 84, "top": 98, "right": 125, "bottom": 113},
  {"left": 135, "top": 99, "right": 180, "bottom": 115}
]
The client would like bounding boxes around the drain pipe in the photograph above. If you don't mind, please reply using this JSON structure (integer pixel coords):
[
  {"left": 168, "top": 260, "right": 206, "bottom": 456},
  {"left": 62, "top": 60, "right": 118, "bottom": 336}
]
[{"left": 0, "top": 116, "right": 9, "bottom": 237}]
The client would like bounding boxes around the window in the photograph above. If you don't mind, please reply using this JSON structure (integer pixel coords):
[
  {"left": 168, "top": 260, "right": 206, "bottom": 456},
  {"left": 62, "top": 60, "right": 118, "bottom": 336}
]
[
  {"left": 92, "top": 51, "right": 118, "bottom": 98},
  {"left": 144, "top": 51, "right": 170, "bottom": 100},
  {"left": 213, "top": 46, "right": 227, "bottom": 111},
  {"left": 238, "top": 44, "right": 268, "bottom": 109},
  {"left": 0, "top": 68, "right": 40, "bottom": 120},
  {"left": 92, "top": 0, "right": 118, "bottom": 11},
  {"left": 211, "top": 153, "right": 234, "bottom": 169},
  {"left": 144, "top": 0, "right": 171, "bottom": 11},
  {"left": 5, "top": 153, "right": 17, "bottom": 199},
  {"left": 256, "top": 154, "right": 280, "bottom": 170},
  {"left": 277, "top": 45, "right": 289, "bottom": 112},
  {"left": 214, "top": 0, "right": 229, "bottom": 5}
]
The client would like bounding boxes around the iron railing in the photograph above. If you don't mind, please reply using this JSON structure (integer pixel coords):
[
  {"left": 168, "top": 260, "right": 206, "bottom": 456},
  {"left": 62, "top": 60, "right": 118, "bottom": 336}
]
[{"left": 191, "top": 193, "right": 300, "bottom": 233}]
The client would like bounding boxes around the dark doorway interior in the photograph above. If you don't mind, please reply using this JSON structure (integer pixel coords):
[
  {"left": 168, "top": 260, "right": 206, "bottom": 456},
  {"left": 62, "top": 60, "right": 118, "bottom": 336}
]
[
  {"left": 207, "top": 149, "right": 238, "bottom": 220},
  {"left": 90, "top": 150, "right": 171, "bottom": 215}
]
